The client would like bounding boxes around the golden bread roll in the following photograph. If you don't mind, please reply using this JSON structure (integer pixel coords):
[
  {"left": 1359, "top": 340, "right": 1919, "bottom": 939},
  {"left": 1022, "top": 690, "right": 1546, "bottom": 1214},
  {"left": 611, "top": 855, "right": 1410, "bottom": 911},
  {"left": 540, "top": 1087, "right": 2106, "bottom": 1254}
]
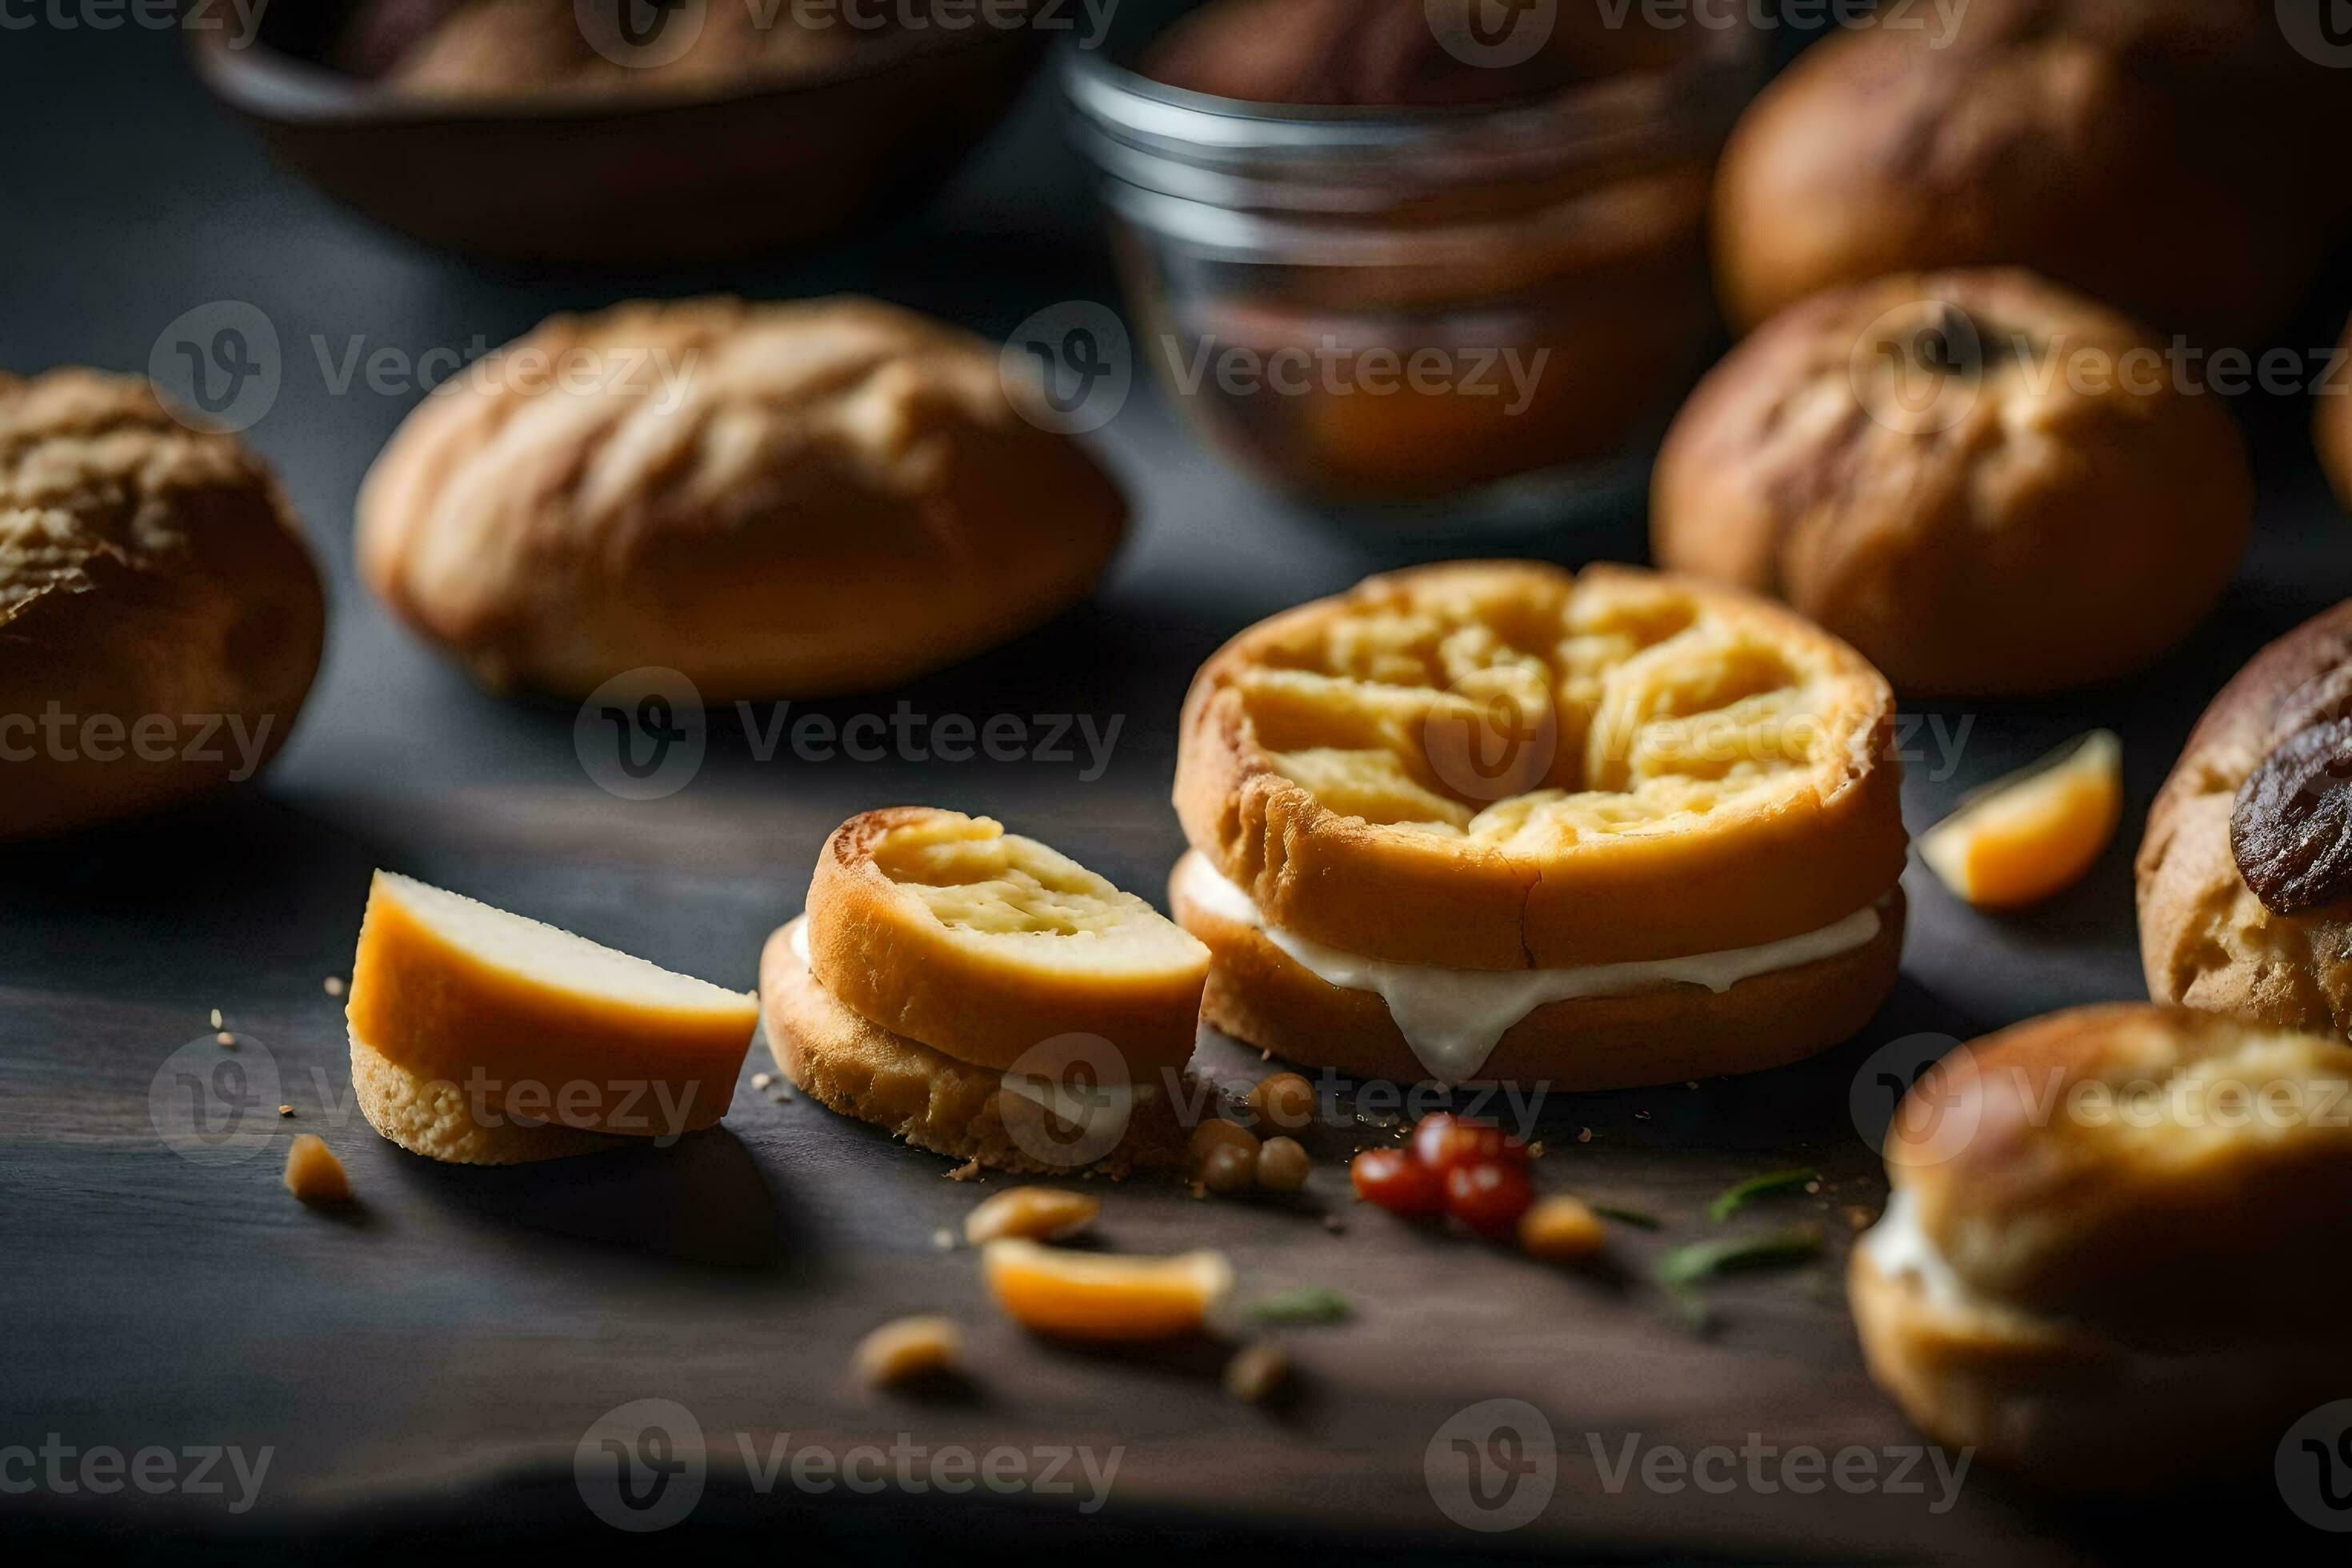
[
  {"left": 1711, "top": 1, "right": 2328, "bottom": 345},
  {"left": 1170, "top": 561, "right": 1907, "bottom": 1085},
  {"left": 1852, "top": 1004, "right": 2352, "bottom": 1490},
  {"left": 2138, "top": 598, "right": 2352, "bottom": 1034},
  {"left": 0, "top": 367, "right": 325, "bottom": 843},
  {"left": 806, "top": 808, "right": 1209, "bottom": 1078},
  {"left": 760, "top": 919, "right": 1186, "bottom": 1177},
  {"left": 347, "top": 870, "right": 758, "bottom": 1162},
  {"left": 358, "top": 296, "right": 1125, "bottom": 700},
  {"left": 1654, "top": 270, "right": 2251, "bottom": 696}
]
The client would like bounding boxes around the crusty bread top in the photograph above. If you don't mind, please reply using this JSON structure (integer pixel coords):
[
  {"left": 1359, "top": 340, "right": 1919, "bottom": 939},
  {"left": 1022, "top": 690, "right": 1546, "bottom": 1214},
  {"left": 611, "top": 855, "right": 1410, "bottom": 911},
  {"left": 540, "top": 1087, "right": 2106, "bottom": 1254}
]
[
  {"left": 0, "top": 368, "right": 325, "bottom": 758},
  {"left": 1654, "top": 267, "right": 2252, "bottom": 696},
  {"left": 806, "top": 808, "right": 1207, "bottom": 1076},
  {"left": 1172, "top": 561, "right": 1907, "bottom": 970},
  {"left": 355, "top": 295, "right": 1126, "bottom": 698},
  {"left": 1888, "top": 1003, "right": 2352, "bottom": 1346}
]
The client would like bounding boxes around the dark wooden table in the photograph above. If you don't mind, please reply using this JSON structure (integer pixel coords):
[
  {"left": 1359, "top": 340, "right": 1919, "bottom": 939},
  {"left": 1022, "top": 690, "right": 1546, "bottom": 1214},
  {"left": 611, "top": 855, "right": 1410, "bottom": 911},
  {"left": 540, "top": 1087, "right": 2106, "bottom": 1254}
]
[{"left": 6, "top": 26, "right": 2348, "bottom": 1566}]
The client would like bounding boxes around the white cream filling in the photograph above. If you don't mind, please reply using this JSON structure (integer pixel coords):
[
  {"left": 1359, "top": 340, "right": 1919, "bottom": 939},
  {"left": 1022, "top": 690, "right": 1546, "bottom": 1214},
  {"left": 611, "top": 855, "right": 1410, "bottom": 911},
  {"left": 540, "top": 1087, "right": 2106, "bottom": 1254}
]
[
  {"left": 1860, "top": 1187, "right": 1975, "bottom": 1312},
  {"left": 786, "top": 917, "right": 1139, "bottom": 1124},
  {"left": 1174, "top": 851, "right": 1884, "bottom": 1086}
]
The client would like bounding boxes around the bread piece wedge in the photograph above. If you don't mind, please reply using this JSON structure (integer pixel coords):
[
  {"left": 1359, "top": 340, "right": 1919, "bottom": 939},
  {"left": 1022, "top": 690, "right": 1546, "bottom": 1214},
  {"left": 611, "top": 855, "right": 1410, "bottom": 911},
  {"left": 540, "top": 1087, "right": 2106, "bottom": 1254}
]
[
  {"left": 806, "top": 809, "right": 1209, "bottom": 1076},
  {"left": 346, "top": 870, "right": 757, "bottom": 1161}
]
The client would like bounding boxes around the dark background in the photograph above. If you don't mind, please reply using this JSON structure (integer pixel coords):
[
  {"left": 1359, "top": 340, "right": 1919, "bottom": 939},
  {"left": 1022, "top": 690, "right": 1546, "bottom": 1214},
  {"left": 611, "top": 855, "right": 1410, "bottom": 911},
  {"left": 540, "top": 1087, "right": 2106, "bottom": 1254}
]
[{"left": 6, "top": 15, "right": 2351, "bottom": 1565}]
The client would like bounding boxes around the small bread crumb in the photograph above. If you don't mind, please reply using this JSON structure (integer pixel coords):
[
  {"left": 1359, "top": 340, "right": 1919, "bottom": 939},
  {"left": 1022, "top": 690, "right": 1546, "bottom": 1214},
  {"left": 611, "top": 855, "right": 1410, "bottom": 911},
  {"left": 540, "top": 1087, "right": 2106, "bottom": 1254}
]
[
  {"left": 1577, "top": 1127, "right": 1594, "bottom": 1143},
  {"left": 1223, "top": 1341, "right": 1291, "bottom": 1404},
  {"left": 282, "top": 1134, "right": 352, "bottom": 1206},
  {"left": 964, "top": 1186, "right": 1099, "bottom": 1246},
  {"left": 216, "top": 1032, "right": 237, "bottom": 1048},
  {"left": 947, "top": 1158, "right": 984, "bottom": 1182},
  {"left": 854, "top": 1315, "right": 963, "bottom": 1388},
  {"left": 752, "top": 1072, "right": 774, "bottom": 1090},
  {"left": 323, "top": 977, "right": 346, "bottom": 998},
  {"left": 931, "top": 1227, "right": 956, "bottom": 1250},
  {"left": 278, "top": 1105, "right": 294, "bottom": 1118},
  {"left": 209, "top": 1008, "right": 222, "bottom": 1029}
]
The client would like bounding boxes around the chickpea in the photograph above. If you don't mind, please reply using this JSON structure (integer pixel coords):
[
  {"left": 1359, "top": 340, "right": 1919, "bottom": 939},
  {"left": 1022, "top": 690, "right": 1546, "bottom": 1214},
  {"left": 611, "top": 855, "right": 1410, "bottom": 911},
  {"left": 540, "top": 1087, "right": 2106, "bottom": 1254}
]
[
  {"left": 1518, "top": 1195, "right": 1608, "bottom": 1264},
  {"left": 1200, "top": 1142, "right": 1257, "bottom": 1196},
  {"left": 1255, "top": 1136, "right": 1311, "bottom": 1193},
  {"left": 1189, "top": 1118, "right": 1260, "bottom": 1174},
  {"left": 1248, "top": 1071, "right": 1316, "bottom": 1134}
]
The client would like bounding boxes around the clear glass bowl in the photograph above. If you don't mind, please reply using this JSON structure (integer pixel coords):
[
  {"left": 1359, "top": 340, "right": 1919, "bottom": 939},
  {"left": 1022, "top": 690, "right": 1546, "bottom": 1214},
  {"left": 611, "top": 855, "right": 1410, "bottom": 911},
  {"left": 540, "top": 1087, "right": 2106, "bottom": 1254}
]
[{"left": 1065, "top": 4, "right": 1762, "bottom": 534}]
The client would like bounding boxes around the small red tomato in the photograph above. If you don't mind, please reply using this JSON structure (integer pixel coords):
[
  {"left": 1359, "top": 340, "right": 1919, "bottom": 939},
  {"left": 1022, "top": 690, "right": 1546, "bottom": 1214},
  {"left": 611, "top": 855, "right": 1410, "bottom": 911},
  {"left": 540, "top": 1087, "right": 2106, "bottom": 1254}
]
[
  {"left": 1443, "top": 1161, "right": 1534, "bottom": 1238},
  {"left": 1351, "top": 1148, "right": 1444, "bottom": 1218},
  {"left": 1412, "top": 1113, "right": 1527, "bottom": 1175}
]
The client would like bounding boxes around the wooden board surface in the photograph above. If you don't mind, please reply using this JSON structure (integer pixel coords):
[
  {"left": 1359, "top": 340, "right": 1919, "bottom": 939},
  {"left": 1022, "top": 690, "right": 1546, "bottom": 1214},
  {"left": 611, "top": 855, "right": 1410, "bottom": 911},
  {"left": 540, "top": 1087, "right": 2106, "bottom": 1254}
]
[{"left": 6, "top": 28, "right": 2349, "bottom": 1566}]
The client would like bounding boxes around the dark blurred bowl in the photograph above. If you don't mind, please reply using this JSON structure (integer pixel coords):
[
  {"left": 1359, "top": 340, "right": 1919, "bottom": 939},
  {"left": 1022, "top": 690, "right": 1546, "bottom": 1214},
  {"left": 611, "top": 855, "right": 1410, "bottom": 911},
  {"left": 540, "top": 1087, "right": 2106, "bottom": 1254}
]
[{"left": 187, "top": 6, "right": 1046, "bottom": 266}]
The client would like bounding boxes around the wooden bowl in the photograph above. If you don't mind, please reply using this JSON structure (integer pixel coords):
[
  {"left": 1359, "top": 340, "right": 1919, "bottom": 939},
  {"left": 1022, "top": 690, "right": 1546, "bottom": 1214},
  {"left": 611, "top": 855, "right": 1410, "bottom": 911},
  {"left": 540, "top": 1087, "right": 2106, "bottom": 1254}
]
[{"left": 187, "top": 4, "right": 1046, "bottom": 266}]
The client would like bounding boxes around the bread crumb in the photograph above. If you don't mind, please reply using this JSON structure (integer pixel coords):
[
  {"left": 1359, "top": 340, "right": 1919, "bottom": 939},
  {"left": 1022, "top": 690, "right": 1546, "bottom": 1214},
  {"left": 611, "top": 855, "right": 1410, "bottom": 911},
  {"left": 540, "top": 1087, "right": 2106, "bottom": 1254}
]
[
  {"left": 1845, "top": 1206, "right": 1876, "bottom": 1231},
  {"left": 947, "top": 1158, "right": 983, "bottom": 1182},
  {"left": 216, "top": 1032, "right": 237, "bottom": 1048},
  {"left": 931, "top": 1228, "right": 956, "bottom": 1250},
  {"left": 964, "top": 1186, "right": 1099, "bottom": 1246},
  {"left": 1223, "top": 1341, "right": 1291, "bottom": 1404},
  {"left": 283, "top": 1134, "right": 352, "bottom": 1206},
  {"left": 854, "top": 1315, "right": 963, "bottom": 1388},
  {"left": 323, "top": 977, "right": 346, "bottom": 998},
  {"left": 752, "top": 1072, "right": 774, "bottom": 1090},
  {"left": 1576, "top": 1127, "right": 1593, "bottom": 1143},
  {"left": 278, "top": 1105, "right": 294, "bottom": 1118},
  {"left": 209, "top": 1008, "right": 222, "bottom": 1030}
]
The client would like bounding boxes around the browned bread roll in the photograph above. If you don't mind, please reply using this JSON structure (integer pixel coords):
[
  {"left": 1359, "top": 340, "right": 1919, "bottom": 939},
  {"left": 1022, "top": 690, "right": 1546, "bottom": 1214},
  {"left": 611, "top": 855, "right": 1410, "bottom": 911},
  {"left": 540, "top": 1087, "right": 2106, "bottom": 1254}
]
[
  {"left": 1169, "top": 560, "right": 1907, "bottom": 1086},
  {"left": 1653, "top": 269, "right": 2251, "bottom": 696},
  {"left": 1712, "top": 0, "right": 2331, "bottom": 345},
  {"left": 358, "top": 296, "right": 1125, "bottom": 701},
  {"left": 2138, "top": 598, "right": 2352, "bottom": 1033},
  {"left": 1852, "top": 1003, "right": 2352, "bottom": 1490},
  {"left": 0, "top": 368, "right": 325, "bottom": 843}
]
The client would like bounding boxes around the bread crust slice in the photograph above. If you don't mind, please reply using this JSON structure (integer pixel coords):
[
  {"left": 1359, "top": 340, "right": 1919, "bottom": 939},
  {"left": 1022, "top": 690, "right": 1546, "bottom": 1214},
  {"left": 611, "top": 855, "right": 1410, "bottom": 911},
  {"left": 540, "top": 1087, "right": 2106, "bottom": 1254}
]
[{"left": 806, "top": 808, "right": 1207, "bottom": 1077}]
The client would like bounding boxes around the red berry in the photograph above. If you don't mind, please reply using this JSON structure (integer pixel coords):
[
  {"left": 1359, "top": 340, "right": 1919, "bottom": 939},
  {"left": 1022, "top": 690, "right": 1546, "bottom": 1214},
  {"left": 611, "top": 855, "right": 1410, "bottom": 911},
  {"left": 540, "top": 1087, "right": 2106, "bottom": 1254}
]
[
  {"left": 1443, "top": 1161, "right": 1534, "bottom": 1238},
  {"left": 1411, "top": 1113, "right": 1527, "bottom": 1175},
  {"left": 1351, "top": 1148, "right": 1444, "bottom": 1218}
]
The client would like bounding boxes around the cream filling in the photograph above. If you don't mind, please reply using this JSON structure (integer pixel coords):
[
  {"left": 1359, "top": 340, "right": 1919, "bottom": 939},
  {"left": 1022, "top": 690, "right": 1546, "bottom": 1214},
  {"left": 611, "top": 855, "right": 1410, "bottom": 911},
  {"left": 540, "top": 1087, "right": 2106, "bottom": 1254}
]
[
  {"left": 1174, "top": 851, "right": 1885, "bottom": 1086},
  {"left": 1859, "top": 1187, "right": 1975, "bottom": 1312},
  {"left": 786, "top": 916, "right": 1139, "bottom": 1124}
]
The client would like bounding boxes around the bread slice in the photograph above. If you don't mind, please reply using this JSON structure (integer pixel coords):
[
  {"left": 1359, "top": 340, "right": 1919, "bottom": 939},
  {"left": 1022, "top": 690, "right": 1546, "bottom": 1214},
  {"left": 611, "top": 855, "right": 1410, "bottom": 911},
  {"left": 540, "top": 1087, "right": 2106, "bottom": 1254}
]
[
  {"left": 346, "top": 870, "right": 757, "bottom": 1158},
  {"left": 760, "top": 920, "right": 1186, "bottom": 1177},
  {"left": 806, "top": 809, "right": 1208, "bottom": 1076}
]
